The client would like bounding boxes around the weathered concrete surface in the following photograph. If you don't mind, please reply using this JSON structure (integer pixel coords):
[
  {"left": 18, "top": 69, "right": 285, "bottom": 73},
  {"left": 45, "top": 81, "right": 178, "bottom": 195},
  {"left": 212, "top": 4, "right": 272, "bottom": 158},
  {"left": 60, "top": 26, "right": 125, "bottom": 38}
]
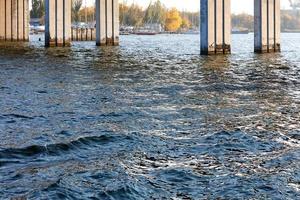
[
  {"left": 45, "top": 0, "right": 71, "bottom": 47},
  {"left": 254, "top": 0, "right": 281, "bottom": 53},
  {"left": 201, "top": 0, "right": 231, "bottom": 55},
  {"left": 0, "top": 0, "right": 29, "bottom": 41},
  {"left": 96, "top": 0, "right": 119, "bottom": 46}
]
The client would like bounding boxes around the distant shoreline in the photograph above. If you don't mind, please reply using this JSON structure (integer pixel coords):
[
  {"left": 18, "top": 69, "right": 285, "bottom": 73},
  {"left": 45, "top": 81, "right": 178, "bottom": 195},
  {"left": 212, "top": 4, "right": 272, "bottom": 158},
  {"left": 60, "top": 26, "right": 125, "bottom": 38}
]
[{"left": 282, "top": 30, "right": 300, "bottom": 33}]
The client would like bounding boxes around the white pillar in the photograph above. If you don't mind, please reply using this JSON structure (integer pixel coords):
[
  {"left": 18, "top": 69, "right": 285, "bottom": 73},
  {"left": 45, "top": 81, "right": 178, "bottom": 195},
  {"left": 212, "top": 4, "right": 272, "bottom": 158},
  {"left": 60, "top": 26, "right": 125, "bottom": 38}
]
[
  {"left": 96, "top": 0, "right": 119, "bottom": 46},
  {"left": 6, "top": 0, "right": 12, "bottom": 41},
  {"left": 45, "top": 0, "right": 71, "bottom": 47},
  {"left": 200, "top": 0, "right": 231, "bottom": 55},
  {"left": 0, "top": 0, "right": 29, "bottom": 41},
  {"left": 254, "top": 0, "right": 281, "bottom": 53},
  {"left": 0, "top": 0, "right": 5, "bottom": 40},
  {"left": 11, "top": 0, "right": 18, "bottom": 40}
]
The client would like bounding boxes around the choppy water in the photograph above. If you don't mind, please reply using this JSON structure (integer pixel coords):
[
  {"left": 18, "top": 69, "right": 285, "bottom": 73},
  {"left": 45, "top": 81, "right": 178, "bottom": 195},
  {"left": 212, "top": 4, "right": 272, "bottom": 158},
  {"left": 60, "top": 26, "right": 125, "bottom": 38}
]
[{"left": 0, "top": 34, "right": 299, "bottom": 199}]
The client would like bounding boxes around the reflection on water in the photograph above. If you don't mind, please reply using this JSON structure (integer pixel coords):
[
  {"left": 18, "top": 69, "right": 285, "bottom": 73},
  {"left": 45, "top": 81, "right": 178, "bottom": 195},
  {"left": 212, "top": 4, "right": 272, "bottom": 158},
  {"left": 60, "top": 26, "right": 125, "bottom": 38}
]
[{"left": 0, "top": 34, "right": 299, "bottom": 199}]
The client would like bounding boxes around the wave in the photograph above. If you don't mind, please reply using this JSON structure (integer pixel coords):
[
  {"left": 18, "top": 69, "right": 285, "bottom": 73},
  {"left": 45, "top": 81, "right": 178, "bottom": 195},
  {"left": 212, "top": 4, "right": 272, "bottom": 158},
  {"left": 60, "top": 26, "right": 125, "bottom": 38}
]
[{"left": 0, "top": 134, "right": 128, "bottom": 160}]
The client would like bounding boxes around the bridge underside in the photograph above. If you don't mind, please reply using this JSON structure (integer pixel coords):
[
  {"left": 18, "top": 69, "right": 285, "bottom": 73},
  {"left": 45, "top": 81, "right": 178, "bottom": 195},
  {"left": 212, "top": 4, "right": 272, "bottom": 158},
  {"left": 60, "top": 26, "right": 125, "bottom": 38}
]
[
  {"left": 0, "top": 0, "right": 281, "bottom": 54},
  {"left": 254, "top": 0, "right": 281, "bottom": 53},
  {"left": 44, "top": 0, "right": 119, "bottom": 47},
  {"left": 45, "top": 0, "right": 72, "bottom": 47},
  {"left": 200, "top": 0, "right": 281, "bottom": 54},
  {"left": 96, "top": 0, "right": 119, "bottom": 46},
  {"left": 201, "top": 0, "right": 231, "bottom": 55},
  {"left": 0, "top": 0, "right": 29, "bottom": 41}
]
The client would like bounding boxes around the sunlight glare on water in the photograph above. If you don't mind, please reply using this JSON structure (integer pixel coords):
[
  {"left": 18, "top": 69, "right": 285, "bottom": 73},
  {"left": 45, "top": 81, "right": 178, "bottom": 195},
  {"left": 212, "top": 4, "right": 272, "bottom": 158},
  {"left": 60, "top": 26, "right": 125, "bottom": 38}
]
[{"left": 0, "top": 34, "right": 299, "bottom": 199}]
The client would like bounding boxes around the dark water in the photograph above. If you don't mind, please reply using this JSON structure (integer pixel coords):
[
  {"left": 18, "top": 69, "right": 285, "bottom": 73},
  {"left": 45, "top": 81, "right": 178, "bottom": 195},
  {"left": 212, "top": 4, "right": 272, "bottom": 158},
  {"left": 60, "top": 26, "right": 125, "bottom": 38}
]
[{"left": 0, "top": 34, "right": 299, "bottom": 199}]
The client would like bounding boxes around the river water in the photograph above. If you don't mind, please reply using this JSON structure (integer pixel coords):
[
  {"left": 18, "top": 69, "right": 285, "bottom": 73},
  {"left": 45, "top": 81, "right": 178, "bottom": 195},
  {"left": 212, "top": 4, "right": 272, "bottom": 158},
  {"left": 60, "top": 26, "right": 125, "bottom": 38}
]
[{"left": 0, "top": 34, "right": 299, "bottom": 199}]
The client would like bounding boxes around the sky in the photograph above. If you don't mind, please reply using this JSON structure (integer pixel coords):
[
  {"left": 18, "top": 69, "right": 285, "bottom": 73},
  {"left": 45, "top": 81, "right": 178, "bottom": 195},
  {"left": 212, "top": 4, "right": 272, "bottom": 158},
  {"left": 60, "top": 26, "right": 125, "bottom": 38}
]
[{"left": 82, "top": 0, "right": 292, "bottom": 14}]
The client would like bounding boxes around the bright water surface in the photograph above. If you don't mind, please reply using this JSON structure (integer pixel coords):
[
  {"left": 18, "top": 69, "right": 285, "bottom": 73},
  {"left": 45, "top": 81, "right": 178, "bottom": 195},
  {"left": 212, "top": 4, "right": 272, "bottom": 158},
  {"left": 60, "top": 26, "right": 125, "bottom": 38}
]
[{"left": 0, "top": 34, "right": 300, "bottom": 199}]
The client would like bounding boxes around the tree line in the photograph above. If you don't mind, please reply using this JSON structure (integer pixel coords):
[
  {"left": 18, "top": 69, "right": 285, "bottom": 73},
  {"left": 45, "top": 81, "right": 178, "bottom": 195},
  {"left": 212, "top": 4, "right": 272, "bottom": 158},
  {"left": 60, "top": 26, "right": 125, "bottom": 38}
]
[
  {"left": 30, "top": 0, "right": 89, "bottom": 23},
  {"left": 31, "top": 0, "right": 300, "bottom": 32},
  {"left": 120, "top": 1, "right": 199, "bottom": 31},
  {"left": 31, "top": 0, "right": 198, "bottom": 31}
]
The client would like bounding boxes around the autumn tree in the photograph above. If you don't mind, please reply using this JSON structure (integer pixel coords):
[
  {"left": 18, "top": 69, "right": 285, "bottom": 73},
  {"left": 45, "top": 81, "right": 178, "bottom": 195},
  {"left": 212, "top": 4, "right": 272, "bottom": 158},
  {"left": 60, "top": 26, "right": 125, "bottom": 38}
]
[
  {"left": 78, "top": 6, "right": 95, "bottom": 23},
  {"left": 165, "top": 8, "right": 182, "bottom": 32}
]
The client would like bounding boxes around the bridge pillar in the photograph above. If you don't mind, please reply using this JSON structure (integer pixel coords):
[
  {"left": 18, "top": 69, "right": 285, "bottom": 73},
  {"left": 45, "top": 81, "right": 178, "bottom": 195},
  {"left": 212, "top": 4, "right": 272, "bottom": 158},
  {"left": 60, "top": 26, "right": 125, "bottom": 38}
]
[
  {"left": 0, "top": 0, "right": 29, "bottom": 41},
  {"left": 200, "top": 0, "right": 231, "bottom": 55},
  {"left": 96, "top": 0, "right": 119, "bottom": 46},
  {"left": 254, "top": 0, "right": 280, "bottom": 53},
  {"left": 45, "top": 0, "right": 71, "bottom": 47}
]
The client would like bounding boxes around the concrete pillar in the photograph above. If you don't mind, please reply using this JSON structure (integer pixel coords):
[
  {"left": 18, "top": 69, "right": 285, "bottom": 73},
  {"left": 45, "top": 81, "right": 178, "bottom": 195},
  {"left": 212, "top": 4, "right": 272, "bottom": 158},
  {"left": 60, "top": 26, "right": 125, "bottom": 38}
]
[
  {"left": 0, "top": 0, "right": 29, "bottom": 41},
  {"left": 45, "top": 0, "right": 71, "bottom": 47},
  {"left": 254, "top": 0, "right": 281, "bottom": 53},
  {"left": 96, "top": 0, "right": 119, "bottom": 46},
  {"left": 200, "top": 0, "right": 231, "bottom": 55},
  {"left": 0, "top": 0, "right": 5, "bottom": 40}
]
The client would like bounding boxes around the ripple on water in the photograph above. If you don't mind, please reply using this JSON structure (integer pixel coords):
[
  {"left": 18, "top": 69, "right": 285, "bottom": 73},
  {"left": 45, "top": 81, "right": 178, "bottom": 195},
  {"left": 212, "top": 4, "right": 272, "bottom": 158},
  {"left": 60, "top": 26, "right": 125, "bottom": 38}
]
[{"left": 0, "top": 34, "right": 300, "bottom": 199}]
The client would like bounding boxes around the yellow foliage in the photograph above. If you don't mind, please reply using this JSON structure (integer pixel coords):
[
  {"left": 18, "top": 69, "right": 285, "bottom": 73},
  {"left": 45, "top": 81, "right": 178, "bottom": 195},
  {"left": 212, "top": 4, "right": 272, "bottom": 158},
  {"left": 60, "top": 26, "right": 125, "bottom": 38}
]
[
  {"left": 181, "top": 17, "right": 191, "bottom": 29},
  {"left": 165, "top": 8, "right": 182, "bottom": 32}
]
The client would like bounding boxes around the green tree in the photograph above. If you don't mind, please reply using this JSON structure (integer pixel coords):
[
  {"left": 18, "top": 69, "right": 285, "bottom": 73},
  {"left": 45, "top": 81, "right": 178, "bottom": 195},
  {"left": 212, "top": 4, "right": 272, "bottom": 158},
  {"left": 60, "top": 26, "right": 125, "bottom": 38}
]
[
  {"left": 143, "top": 0, "right": 166, "bottom": 25},
  {"left": 281, "top": 10, "right": 300, "bottom": 31},
  {"left": 182, "top": 11, "right": 199, "bottom": 28},
  {"left": 30, "top": 0, "right": 45, "bottom": 19},
  {"left": 231, "top": 13, "right": 254, "bottom": 31},
  {"left": 119, "top": 3, "right": 129, "bottom": 25},
  {"left": 72, "top": 0, "right": 83, "bottom": 23},
  {"left": 181, "top": 17, "right": 191, "bottom": 29},
  {"left": 123, "top": 4, "right": 144, "bottom": 27}
]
